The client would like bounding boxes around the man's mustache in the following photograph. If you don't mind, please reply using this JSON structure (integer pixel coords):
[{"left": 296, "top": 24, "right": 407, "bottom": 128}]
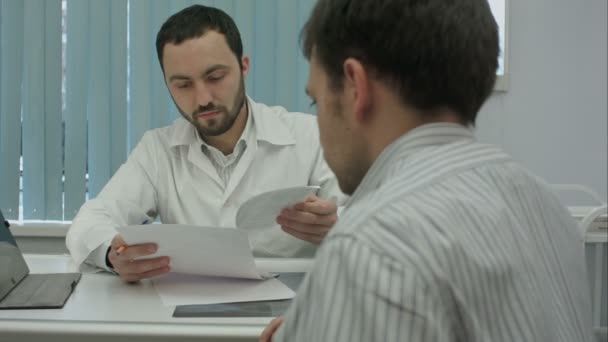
[{"left": 192, "top": 104, "right": 225, "bottom": 116}]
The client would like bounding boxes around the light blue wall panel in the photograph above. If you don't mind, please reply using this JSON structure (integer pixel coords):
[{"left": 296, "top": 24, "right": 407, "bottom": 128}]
[{"left": 0, "top": 0, "right": 24, "bottom": 220}]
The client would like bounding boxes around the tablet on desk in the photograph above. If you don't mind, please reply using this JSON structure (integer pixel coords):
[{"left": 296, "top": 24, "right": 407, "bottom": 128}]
[
  {"left": 174, "top": 299, "right": 293, "bottom": 318},
  {"left": 0, "top": 210, "right": 81, "bottom": 309}
]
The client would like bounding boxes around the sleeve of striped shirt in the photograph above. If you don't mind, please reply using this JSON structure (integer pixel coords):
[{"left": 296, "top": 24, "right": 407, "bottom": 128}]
[{"left": 273, "top": 235, "right": 457, "bottom": 342}]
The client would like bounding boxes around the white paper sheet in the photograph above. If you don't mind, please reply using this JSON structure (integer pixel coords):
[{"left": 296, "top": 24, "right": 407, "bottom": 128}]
[
  {"left": 236, "top": 186, "right": 320, "bottom": 230},
  {"left": 152, "top": 273, "right": 295, "bottom": 306},
  {"left": 117, "top": 224, "right": 267, "bottom": 279}
]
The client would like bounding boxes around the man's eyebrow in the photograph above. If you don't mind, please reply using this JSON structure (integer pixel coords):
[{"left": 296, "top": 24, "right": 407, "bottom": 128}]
[
  {"left": 305, "top": 87, "right": 312, "bottom": 97},
  {"left": 168, "top": 74, "right": 191, "bottom": 82},
  {"left": 167, "top": 65, "right": 229, "bottom": 82},
  {"left": 203, "top": 64, "right": 229, "bottom": 76}
]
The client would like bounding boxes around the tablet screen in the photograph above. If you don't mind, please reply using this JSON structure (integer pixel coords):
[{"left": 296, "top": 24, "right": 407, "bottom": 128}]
[{"left": 0, "top": 210, "right": 29, "bottom": 302}]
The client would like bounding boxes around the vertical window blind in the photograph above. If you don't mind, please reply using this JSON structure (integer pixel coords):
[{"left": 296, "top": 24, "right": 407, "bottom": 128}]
[
  {"left": 0, "top": 0, "right": 506, "bottom": 221},
  {"left": 0, "top": 0, "right": 316, "bottom": 221}
]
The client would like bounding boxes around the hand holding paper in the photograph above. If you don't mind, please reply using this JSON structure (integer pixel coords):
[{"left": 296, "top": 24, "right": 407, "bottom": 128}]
[
  {"left": 276, "top": 194, "right": 338, "bottom": 245},
  {"left": 116, "top": 225, "right": 296, "bottom": 306},
  {"left": 107, "top": 234, "right": 170, "bottom": 282},
  {"left": 236, "top": 186, "right": 321, "bottom": 230}
]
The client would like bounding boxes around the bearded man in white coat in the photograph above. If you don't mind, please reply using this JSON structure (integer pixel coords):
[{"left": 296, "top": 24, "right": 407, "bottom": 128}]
[{"left": 66, "top": 5, "right": 344, "bottom": 283}]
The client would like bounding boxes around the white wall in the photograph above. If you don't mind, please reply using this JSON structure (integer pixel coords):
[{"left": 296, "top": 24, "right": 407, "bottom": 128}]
[{"left": 476, "top": 0, "right": 608, "bottom": 202}]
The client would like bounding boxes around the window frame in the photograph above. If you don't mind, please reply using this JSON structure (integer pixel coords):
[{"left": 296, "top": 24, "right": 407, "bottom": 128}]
[{"left": 492, "top": 0, "right": 509, "bottom": 92}]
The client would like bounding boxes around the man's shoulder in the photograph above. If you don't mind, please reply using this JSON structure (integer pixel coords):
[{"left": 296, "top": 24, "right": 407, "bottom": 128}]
[
  {"left": 250, "top": 99, "right": 319, "bottom": 145},
  {"left": 137, "top": 118, "right": 191, "bottom": 150},
  {"left": 255, "top": 100, "right": 315, "bottom": 122},
  {"left": 337, "top": 156, "right": 572, "bottom": 254}
]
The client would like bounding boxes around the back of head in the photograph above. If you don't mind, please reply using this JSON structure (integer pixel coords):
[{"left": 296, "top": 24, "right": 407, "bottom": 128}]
[
  {"left": 156, "top": 5, "right": 243, "bottom": 71},
  {"left": 302, "top": 0, "right": 499, "bottom": 125}
]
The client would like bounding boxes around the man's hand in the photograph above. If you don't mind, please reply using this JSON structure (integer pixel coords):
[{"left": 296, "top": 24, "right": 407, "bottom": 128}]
[
  {"left": 260, "top": 316, "right": 284, "bottom": 342},
  {"left": 107, "top": 234, "right": 170, "bottom": 282},
  {"left": 276, "top": 195, "right": 337, "bottom": 245}
]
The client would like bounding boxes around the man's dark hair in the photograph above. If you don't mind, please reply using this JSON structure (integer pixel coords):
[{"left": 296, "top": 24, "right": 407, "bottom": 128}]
[
  {"left": 302, "top": 0, "right": 499, "bottom": 125},
  {"left": 156, "top": 5, "right": 243, "bottom": 71}
]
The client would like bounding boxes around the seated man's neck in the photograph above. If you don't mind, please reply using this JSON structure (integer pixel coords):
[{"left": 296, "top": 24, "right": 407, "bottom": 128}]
[
  {"left": 201, "top": 107, "right": 248, "bottom": 155},
  {"left": 366, "top": 95, "right": 462, "bottom": 163}
]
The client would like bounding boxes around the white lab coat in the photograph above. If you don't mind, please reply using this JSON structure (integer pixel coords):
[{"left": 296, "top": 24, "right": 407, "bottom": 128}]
[{"left": 66, "top": 98, "right": 344, "bottom": 269}]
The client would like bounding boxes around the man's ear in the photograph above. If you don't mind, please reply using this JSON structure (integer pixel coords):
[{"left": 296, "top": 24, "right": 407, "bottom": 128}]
[
  {"left": 241, "top": 56, "right": 250, "bottom": 78},
  {"left": 343, "top": 58, "right": 372, "bottom": 125}
]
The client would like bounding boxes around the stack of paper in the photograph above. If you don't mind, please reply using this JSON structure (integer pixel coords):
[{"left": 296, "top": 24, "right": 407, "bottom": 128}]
[
  {"left": 117, "top": 186, "right": 319, "bottom": 305},
  {"left": 151, "top": 273, "right": 295, "bottom": 306}
]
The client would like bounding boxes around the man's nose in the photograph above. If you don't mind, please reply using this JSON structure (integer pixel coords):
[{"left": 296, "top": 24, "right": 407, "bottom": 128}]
[{"left": 195, "top": 84, "right": 213, "bottom": 107}]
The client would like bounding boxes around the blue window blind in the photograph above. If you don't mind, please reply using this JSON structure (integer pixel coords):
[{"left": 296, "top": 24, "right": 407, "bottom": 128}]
[
  {"left": 0, "top": 0, "right": 317, "bottom": 221},
  {"left": 0, "top": 0, "right": 508, "bottom": 221},
  {"left": 0, "top": 0, "right": 24, "bottom": 220}
]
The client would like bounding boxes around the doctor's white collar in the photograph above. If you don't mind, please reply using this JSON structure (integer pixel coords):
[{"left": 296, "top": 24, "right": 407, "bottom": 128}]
[{"left": 168, "top": 96, "right": 296, "bottom": 148}]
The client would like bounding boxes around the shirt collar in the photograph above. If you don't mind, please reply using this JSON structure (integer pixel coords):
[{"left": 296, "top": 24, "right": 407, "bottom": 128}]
[
  {"left": 248, "top": 96, "right": 296, "bottom": 146},
  {"left": 347, "top": 123, "right": 476, "bottom": 206},
  {"left": 169, "top": 96, "right": 295, "bottom": 148}
]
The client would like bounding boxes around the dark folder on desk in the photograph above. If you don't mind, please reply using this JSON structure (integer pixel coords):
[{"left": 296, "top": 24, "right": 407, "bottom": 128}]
[
  {"left": 173, "top": 272, "right": 305, "bottom": 318},
  {"left": 0, "top": 210, "right": 81, "bottom": 309}
]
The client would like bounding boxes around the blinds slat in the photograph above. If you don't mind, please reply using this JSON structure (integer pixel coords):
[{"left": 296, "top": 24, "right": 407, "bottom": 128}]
[
  {"left": 21, "top": 0, "right": 46, "bottom": 219},
  {"left": 0, "top": 0, "right": 24, "bottom": 220},
  {"left": 253, "top": 0, "right": 276, "bottom": 105},
  {"left": 128, "top": 0, "right": 153, "bottom": 151},
  {"left": 150, "top": 1, "right": 172, "bottom": 129},
  {"left": 109, "top": 0, "right": 128, "bottom": 175},
  {"left": 170, "top": 0, "right": 194, "bottom": 16},
  {"left": 87, "top": 1, "right": 111, "bottom": 198},
  {"left": 276, "top": 0, "right": 298, "bottom": 112},
  {"left": 64, "top": 0, "right": 90, "bottom": 219},
  {"left": 214, "top": 0, "right": 235, "bottom": 18},
  {"left": 43, "top": 0, "right": 63, "bottom": 220},
  {"left": 234, "top": 0, "right": 255, "bottom": 98},
  {"left": 197, "top": 0, "right": 215, "bottom": 8}
]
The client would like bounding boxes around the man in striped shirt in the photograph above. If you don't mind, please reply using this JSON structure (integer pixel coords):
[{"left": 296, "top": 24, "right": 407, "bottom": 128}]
[{"left": 261, "top": 0, "right": 593, "bottom": 341}]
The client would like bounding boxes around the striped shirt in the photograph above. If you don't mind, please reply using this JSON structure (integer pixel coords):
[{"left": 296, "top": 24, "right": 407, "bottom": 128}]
[
  {"left": 198, "top": 107, "right": 253, "bottom": 188},
  {"left": 274, "top": 123, "right": 593, "bottom": 342}
]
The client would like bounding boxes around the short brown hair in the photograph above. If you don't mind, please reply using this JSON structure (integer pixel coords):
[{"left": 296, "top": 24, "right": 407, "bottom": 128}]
[
  {"left": 156, "top": 5, "right": 243, "bottom": 71},
  {"left": 302, "top": 0, "right": 499, "bottom": 125}
]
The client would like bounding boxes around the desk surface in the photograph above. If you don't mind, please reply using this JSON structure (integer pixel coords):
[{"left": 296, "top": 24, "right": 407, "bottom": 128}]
[{"left": 0, "top": 254, "right": 312, "bottom": 342}]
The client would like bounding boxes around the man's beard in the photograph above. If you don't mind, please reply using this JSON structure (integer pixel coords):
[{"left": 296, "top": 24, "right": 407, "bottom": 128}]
[{"left": 177, "top": 79, "right": 246, "bottom": 137}]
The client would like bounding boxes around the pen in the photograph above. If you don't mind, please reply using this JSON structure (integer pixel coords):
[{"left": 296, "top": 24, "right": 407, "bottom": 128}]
[
  {"left": 115, "top": 245, "right": 126, "bottom": 256},
  {"left": 116, "top": 219, "right": 149, "bottom": 256}
]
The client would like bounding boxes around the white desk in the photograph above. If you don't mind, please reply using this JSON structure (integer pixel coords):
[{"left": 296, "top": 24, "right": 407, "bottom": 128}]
[{"left": 0, "top": 254, "right": 312, "bottom": 342}]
